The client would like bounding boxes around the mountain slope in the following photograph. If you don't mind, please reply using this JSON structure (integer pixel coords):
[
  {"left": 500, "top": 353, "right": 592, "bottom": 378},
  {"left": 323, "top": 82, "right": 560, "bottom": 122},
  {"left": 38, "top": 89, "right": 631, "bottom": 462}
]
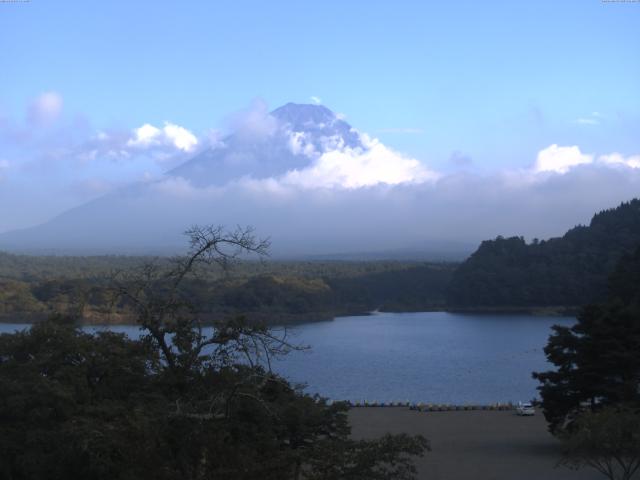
[
  {"left": 168, "top": 103, "right": 361, "bottom": 186},
  {"left": 0, "top": 103, "right": 438, "bottom": 257},
  {"left": 447, "top": 199, "right": 640, "bottom": 307}
]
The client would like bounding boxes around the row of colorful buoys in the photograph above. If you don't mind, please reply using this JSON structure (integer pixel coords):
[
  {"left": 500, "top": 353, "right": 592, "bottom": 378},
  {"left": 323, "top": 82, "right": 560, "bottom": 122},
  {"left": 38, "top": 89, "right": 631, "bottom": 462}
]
[
  {"left": 347, "top": 401, "right": 515, "bottom": 411},
  {"left": 348, "top": 401, "right": 412, "bottom": 408},
  {"left": 408, "top": 402, "right": 515, "bottom": 412}
]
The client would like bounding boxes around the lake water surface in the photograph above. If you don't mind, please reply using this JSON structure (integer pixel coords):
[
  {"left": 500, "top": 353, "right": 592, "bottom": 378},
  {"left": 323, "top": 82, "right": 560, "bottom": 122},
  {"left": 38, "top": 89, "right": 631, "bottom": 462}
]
[{"left": 0, "top": 311, "right": 574, "bottom": 404}]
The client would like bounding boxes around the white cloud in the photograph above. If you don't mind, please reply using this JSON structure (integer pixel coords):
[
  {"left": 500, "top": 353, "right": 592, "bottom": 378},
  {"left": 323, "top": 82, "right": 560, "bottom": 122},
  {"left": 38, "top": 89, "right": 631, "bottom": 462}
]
[
  {"left": 280, "top": 134, "right": 437, "bottom": 189},
  {"left": 599, "top": 153, "right": 640, "bottom": 169},
  {"left": 533, "top": 144, "right": 593, "bottom": 174},
  {"left": 287, "top": 131, "right": 317, "bottom": 157},
  {"left": 318, "top": 134, "right": 346, "bottom": 152},
  {"left": 127, "top": 122, "right": 197, "bottom": 152},
  {"left": 27, "top": 91, "right": 63, "bottom": 126},
  {"left": 310, "top": 96, "right": 322, "bottom": 105},
  {"left": 89, "top": 159, "right": 640, "bottom": 257},
  {"left": 128, "top": 124, "right": 161, "bottom": 147},
  {"left": 162, "top": 123, "right": 198, "bottom": 151}
]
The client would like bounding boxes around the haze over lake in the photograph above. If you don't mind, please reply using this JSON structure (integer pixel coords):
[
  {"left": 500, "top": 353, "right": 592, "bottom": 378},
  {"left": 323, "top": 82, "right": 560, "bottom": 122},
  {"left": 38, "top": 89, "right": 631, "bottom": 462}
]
[{"left": 0, "top": 312, "right": 573, "bottom": 404}]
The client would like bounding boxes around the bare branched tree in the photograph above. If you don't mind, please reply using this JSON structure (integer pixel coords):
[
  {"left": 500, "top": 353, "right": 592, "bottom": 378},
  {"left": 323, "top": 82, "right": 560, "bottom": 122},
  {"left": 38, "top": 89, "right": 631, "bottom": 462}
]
[{"left": 110, "top": 225, "right": 300, "bottom": 373}]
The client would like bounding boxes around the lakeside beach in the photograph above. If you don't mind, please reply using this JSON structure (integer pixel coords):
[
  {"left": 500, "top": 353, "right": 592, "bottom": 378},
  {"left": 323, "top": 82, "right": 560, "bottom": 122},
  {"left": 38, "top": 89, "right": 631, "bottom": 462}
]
[{"left": 349, "top": 408, "right": 601, "bottom": 480}]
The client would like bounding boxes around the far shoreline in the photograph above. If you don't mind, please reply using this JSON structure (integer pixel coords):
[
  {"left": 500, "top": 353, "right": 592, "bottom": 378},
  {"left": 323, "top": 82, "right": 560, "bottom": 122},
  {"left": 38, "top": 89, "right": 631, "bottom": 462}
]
[{"left": 0, "top": 306, "right": 578, "bottom": 327}]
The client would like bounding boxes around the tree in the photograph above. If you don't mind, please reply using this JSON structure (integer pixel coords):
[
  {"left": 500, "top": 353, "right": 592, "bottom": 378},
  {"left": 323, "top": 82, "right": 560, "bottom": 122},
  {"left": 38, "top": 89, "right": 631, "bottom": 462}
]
[
  {"left": 534, "top": 246, "right": 640, "bottom": 479},
  {"left": 558, "top": 406, "right": 640, "bottom": 480},
  {"left": 448, "top": 199, "right": 640, "bottom": 308},
  {"left": 533, "top": 246, "right": 640, "bottom": 433},
  {"left": 0, "top": 225, "right": 429, "bottom": 480}
]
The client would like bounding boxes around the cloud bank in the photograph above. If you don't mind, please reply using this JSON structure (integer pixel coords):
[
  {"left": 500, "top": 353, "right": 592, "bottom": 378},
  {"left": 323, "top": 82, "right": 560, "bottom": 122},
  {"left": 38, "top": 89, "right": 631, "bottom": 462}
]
[
  {"left": 278, "top": 134, "right": 437, "bottom": 189},
  {"left": 2, "top": 95, "right": 640, "bottom": 256}
]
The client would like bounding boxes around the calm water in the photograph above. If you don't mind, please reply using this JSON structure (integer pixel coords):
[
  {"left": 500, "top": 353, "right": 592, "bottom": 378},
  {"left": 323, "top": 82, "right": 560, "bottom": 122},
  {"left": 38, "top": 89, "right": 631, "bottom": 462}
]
[{"left": 0, "top": 312, "right": 574, "bottom": 404}]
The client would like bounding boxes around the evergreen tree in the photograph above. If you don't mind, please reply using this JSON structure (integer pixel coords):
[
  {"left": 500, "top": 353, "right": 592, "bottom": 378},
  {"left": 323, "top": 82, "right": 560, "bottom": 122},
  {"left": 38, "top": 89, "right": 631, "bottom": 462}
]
[
  {"left": 449, "top": 199, "right": 640, "bottom": 307},
  {"left": 533, "top": 246, "right": 640, "bottom": 433}
]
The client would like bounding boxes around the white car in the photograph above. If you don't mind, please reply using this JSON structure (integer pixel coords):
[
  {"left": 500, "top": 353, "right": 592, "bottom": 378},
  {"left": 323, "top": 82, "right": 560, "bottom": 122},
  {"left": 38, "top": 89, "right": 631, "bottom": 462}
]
[{"left": 516, "top": 402, "right": 535, "bottom": 416}]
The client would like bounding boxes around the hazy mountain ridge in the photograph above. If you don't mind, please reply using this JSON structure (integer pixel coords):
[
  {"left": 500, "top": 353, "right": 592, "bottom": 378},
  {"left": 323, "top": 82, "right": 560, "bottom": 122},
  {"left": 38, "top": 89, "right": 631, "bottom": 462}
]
[
  {"left": 0, "top": 103, "right": 357, "bottom": 253},
  {"left": 0, "top": 103, "right": 466, "bottom": 258},
  {"left": 3, "top": 102, "right": 639, "bottom": 259}
]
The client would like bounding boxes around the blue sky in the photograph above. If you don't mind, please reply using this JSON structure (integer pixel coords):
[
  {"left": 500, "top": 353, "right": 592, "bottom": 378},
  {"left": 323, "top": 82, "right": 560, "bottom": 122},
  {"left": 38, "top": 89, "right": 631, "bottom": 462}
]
[
  {"left": 1, "top": 0, "right": 640, "bottom": 243},
  {"left": 3, "top": 0, "right": 639, "bottom": 164}
]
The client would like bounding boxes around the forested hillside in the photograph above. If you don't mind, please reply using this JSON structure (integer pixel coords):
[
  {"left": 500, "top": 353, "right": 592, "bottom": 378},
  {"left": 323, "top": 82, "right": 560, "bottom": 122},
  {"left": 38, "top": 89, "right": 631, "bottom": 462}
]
[
  {"left": 447, "top": 199, "right": 640, "bottom": 308},
  {"left": 0, "top": 255, "right": 454, "bottom": 324}
]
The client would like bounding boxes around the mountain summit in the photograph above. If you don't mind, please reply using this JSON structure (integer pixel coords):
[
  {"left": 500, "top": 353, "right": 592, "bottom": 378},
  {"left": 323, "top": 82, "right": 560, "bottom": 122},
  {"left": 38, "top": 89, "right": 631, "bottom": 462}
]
[
  {"left": 169, "top": 103, "right": 362, "bottom": 187},
  {"left": 271, "top": 102, "right": 338, "bottom": 127},
  {"left": 271, "top": 103, "right": 359, "bottom": 145}
]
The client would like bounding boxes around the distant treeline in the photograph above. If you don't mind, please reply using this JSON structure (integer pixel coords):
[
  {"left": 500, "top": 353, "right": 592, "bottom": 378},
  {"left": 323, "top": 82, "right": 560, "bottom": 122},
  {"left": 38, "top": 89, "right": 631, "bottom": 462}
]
[
  {"left": 0, "top": 256, "right": 454, "bottom": 324},
  {"left": 3, "top": 199, "right": 640, "bottom": 323},
  {"left": 447, "top": 199, "right": 640, "bottom": 308}
]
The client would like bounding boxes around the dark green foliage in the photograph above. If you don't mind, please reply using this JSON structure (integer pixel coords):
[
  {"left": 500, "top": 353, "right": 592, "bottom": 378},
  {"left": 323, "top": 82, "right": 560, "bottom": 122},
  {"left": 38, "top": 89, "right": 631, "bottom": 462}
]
[
  {"left": 303, "top": 433, "right": 429, "bottom": 480},
  {"left": 219, "top": 275, "right": 333, "bottom": 313},
  {"left": 448, "top": 199, "right": 640, "bottom": 307},
  {"left": 326, "top": 264, "right": 452, "bottom": 312},
  {"left": 0, "top": 321, "right": 429, "bottom": 479},
  {"left": 533, "top": 245, "right": 640, "bottom": 433},
  {"left": 0, "top": 256, "right": 455, "bottom": 324},
  {"left": 0, "top": 226, "right": 428, "bottom": 479},
  {"left": 0, "top": 321, "right": 162, "bottom": 480},
  {"left": 558, "top": 406, "right": 640, "bottom": 480}
]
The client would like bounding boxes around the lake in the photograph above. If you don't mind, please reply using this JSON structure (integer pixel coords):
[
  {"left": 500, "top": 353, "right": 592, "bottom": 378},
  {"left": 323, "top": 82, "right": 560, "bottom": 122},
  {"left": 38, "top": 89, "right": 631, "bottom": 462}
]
[{"left": 0, "top": 311, "right": 574, "bottom": 404}]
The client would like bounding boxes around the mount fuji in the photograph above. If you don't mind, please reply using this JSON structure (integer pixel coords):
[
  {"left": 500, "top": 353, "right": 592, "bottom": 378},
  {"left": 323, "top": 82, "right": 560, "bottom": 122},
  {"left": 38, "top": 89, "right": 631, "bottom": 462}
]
[
  {"left": 0, "top": 103, "right": 457, "bottom": 257},
  {"left": 169, "top": 103, "right": 362, "bottom": 186}
]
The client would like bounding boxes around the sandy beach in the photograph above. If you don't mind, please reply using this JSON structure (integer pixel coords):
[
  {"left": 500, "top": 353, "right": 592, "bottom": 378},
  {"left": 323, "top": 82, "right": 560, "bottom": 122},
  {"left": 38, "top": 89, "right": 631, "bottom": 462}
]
[{"left": 349, "top": 408, "right": 602, "bottom": 480}]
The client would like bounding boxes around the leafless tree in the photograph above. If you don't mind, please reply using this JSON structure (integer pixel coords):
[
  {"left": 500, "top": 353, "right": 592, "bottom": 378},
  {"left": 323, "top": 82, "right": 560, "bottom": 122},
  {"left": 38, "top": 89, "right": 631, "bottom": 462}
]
[{"left": 110, "top": 225, "right": 300, "bottom": 372}]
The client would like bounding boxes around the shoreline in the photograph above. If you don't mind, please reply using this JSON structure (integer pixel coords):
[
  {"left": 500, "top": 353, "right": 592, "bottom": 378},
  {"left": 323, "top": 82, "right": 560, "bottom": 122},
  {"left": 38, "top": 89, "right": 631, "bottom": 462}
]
[
  {"left": 445, "top": 305, "right": 579, "bottom": 316},
  {"left": 0, "top": 305, "right": 578, "bottom": 326}
]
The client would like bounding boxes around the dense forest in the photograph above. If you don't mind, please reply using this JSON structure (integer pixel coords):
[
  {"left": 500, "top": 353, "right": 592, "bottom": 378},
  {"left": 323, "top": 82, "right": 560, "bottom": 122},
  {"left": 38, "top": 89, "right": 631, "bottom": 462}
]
[
  {"left": 447, "top": 199, "right": 640, "bottom": 308},
  {"left": 0, "top": 253, "right": 454, "bottom": 324}
]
